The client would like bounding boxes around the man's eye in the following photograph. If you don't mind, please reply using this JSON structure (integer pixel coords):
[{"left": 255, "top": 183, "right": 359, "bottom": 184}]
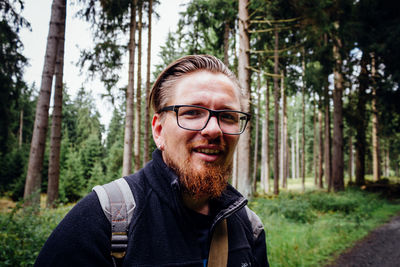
[
  {"left": 220, "top": 112, "right": 239, "bottom": 123},
  {"left": 180, "top": 109, "right": 204, "bottom": 117}
]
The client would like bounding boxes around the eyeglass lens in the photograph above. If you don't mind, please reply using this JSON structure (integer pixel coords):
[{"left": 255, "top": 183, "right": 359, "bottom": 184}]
[{"left": 176, "top": 106, "right": 246, "bottom": 134}]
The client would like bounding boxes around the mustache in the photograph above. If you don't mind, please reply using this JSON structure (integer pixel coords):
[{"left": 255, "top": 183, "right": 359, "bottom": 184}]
[{"left": 187, "top": 139, "right": 227, "bottom": 152}]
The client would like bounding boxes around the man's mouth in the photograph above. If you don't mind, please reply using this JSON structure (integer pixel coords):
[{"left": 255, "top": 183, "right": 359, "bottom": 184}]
[{"left": 194, "top": 148, "right": 221, "bottom": 155}]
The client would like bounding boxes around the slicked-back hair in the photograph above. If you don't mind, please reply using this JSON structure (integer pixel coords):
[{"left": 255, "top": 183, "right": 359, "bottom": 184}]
[{"left": 149, "top": 54, "right": 244, "bottom": 113}]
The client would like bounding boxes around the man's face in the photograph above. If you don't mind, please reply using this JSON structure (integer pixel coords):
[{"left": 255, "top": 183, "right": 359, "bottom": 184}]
[{"left": 152, "top": 70, "right": 241, "bottom": 199}]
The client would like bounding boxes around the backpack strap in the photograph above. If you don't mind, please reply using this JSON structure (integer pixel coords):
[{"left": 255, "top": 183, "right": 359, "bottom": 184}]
[
  {"left": 244, "top": 206, "right": 264, "bottom": 240},
  {"left": 93, "top": 178, "right": 136, "bottom": 261},
  {"left": 208, "top": 218, "right": 228, "bottom": 267}
]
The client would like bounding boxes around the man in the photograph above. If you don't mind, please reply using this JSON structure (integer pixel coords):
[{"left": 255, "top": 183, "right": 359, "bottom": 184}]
[{"left": 35, "top": 55, "right": 269, "bottom": 266}]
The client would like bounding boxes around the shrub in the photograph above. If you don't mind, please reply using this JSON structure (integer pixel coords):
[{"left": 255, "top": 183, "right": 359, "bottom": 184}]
[{"left": 0, "top": 203, "right": 72, "bottom": 266}]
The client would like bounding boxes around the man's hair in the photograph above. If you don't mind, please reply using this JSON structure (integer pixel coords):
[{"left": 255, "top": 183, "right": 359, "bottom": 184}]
[{"left": 149, "top": 54, "right": 244, "bottom": 113}]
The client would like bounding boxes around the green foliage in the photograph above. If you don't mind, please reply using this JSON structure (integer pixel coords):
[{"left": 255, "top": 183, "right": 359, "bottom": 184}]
[
  {"left": 1, "top": 189, "right": 399, "bottom": 266},
  {"left": 0, "top": 1, "right": 35, "bottom": 199},
  {"left": 59, "top": 148, "right": 84, "bottom": 202},
  {"left": 258, "top": 193, "right": 317, "bottom": 223},
  {"left": 0, "top": 203, "right": 72, "bottom": 266},
  {"left": 249, "top": 189, "right": 400, "bottom": 267}
]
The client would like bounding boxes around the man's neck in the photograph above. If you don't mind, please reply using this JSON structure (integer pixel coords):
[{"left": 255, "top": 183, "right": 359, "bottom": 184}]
[{"left": 182, "top": 193, "right": 210, "bottom": 215}]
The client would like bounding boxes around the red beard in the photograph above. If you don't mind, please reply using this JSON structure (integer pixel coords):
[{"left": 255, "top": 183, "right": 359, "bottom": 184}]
[{"left": 164, "top": 141, "right": 232, "bottom": 199}]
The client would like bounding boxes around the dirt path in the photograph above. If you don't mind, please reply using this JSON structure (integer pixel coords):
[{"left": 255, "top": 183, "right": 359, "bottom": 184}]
[{"left": 326, "top": 214, "right": 400, "bottom": 267}]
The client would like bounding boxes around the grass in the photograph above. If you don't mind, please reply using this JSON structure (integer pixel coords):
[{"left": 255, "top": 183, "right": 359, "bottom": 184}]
[
  {"left": 0, "top": 178, "right": 399, "bottom": 266},
  {"left": 249, "top": 187, "right": 400, "bottom": 266}
]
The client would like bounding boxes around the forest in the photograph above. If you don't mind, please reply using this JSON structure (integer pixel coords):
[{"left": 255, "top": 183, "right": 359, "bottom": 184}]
[{"left": 1, "top": 0, "right": 400, "bottom": 266}]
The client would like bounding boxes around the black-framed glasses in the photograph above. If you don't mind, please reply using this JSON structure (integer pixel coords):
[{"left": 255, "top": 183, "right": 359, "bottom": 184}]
[{"left": 157, "top": 105, "right": 251, "bottom": 135}]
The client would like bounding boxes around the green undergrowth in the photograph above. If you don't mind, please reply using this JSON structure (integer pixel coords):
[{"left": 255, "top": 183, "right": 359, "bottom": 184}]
[
  {"left": 0, "top": 203, "right": 73, "bottom": 266},
  {"left": 249, "top": 188, "right": 400, "bottom": 267},
  {"left": 1, "top": 188, "right": 399, "bottom": 266}
]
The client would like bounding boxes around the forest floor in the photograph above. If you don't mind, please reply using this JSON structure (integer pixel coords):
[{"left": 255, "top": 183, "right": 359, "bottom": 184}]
[
  {"left": 325, "top": 180, "right": 400, "bottom": 267},
  {"left": 326, "top": 213, "right": 400, "bottom": 267}
]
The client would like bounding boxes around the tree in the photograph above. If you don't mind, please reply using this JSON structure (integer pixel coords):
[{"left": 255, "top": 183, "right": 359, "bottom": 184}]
[
  {"left": 134, "top": 0, "right": 143, "bottom": 172},
  {"left": 143, "top": 0, "right": 153, "bottom": 164},
  {"left": 261, "top": 78, "right": 270, "bottom": 194},
  {"left": 24, "top": 0, "right": 66, "bottom": 205},
  {"left": 237, "top": 0, "right": 252, "bottom": 197},
  {"left": 272, "top": 29, "right": 280, "bottom": 195},
  {"left": 122, "top": 0, "right": 137, "bottom": 176},
  {"left": 370, "top": 53, "right": 380, "bottom": 181},
  {"left": 354, "top": 52, "right": 368, "bottom": 186},
  {"left": 331, "top": 27, "right": 345, "bottom": 192},
  {"left": 0, "top": 0, "right": 32, "bottom": 196},
  {"left": 47, "top": 2, "right": 66, "bottom": 207}
]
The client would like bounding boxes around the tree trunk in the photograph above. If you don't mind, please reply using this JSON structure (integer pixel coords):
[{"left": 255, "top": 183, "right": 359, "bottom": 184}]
[
  {"left": 134, "top": 1, "right": 143, "bottom": 172},
  {"left": 324, "top": 82, "right": 333, "bottom": 191},
  {"left": 281, "top": 72, "right": 287, "bottom": 189},
  {"left": 47, "top": 2, "right": 66, "bottom": 208},
  {"left": 237, "top": 0, "right": 252, "bottom": 197},
  {"left": 232, "top": 149, "right": 238, "bottom": 188},
  {"left": 273, "top": 29, "right": 280, "bottom": 195},
  {"left": 144, "top": 0, "right": 152, "bottom": 164},
  {"left": 348, "top": 135, "right": 353, "bottom": 183},
  {"left": 318, "top": 103, "right": 324, "bottom": 189},
  {"left": 291, "top": 137, "right": 295, "bottom": 179},
  {"left": 313, "top": 97, "right": 318, "bottom": 185},
  {"left": 296, "top": 121, "right": 300, "bottom": 180},
  {"left": 261, "top": 78, "right": 270, "bottom": 194},
  {"left": 252, "top": 71, "right": 261, "bottom": 193},
  {"left": 301, "top": 51, "right": 306, "bottom": 190},
  {"left": 332, "top": 35, "right": 345, "bottom": 192},
  {"left": 371, "top": 53, "right": 381, "bottom": 181},
  {"left": 24, "top": 0, "right": 66, "bottom": 206},
  {"left": 122, "top": 0, "right": 137, "bottom": 177},
  {"left": 18, "top": 110, "right": 23, "bottom": 147},
  {"left": 385, "top": 145, "right": 389, "bottom": 177}
]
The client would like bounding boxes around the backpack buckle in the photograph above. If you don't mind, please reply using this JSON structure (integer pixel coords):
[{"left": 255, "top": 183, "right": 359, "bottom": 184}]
[{"left": 111, "top": 232, "right": 128, "bottom": 258}]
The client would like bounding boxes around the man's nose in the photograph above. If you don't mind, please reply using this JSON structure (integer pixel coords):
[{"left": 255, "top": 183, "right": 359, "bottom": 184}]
[{"left": 200, "top": 116, "right": 223, "bottom": 138}]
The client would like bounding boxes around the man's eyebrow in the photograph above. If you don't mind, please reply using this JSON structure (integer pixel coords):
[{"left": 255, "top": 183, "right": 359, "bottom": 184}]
[{"left": 186, "top": 102, "right": 239, "bottom": 110}]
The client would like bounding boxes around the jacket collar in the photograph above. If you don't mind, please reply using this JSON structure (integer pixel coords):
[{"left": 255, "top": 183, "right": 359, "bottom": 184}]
[{"left": 145, "top": 149, "right": 247, "bottom": 224}]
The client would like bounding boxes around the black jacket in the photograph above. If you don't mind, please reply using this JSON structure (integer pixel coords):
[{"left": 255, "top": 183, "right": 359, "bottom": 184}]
[{"left": 35, "top": 150, "right": 269, "bottom": 266}]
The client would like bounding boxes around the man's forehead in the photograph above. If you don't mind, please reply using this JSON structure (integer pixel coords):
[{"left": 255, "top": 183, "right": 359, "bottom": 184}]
[{"left": 170, "top": 70, "right": 240, "bottom": 99}]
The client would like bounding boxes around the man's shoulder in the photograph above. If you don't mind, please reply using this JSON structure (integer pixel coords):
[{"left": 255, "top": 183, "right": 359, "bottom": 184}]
[{"left": 243, "top": 206, "right": 264, "bottom": 240}]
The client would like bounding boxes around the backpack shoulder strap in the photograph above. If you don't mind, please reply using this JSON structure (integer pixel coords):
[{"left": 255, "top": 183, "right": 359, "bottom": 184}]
[
  {"left": 93, "top": 178, "right": 136, "bottom": 260},
  {"left": 244, "top": 206, "right": 264, "bottom": 240}
]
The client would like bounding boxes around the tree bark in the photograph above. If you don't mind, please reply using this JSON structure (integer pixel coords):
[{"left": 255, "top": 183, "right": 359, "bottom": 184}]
[
  {"left": 261, "top": 78, "right": 270, "bottom": 194},
  {"left": 348, "top": 135, "right": 353, "bottom": 183},
  {"left": 273, "top": 29, "right": 280, "bottom": 195},
  {"left": 237, "top": 0, "right": 252, "bottom": 197},
  {"left": 281, "top": 72, "right": 287, "bottom": 189},
  {"left": 291, "top": 137, "right": 295, "bottom": 179},
  {"left": 332, "top": 34, "right": 345, "bottom": 192},
  {"left": 385, "top": 145, "right": 389, "bottom": 177},
  {"left": 252, "top": 71, "right": 261, "bottom": 193},
  {"left": 324, "top": 82, "right": 333, "bottom": 191},
  {"left": 122, "top": 0, "right": 137, "bottom": 177},
  {"left": 371, "top": 53, "right": 381, "bottom": 181},
  {"left": 313, "top": 96, "right": 318, "bottom": 185},
  {"left": 24, "top": 0, "right": 66, "bottom": 206},
  {"left": 18, "top": 110, "right": 23, "bottom": 147},
  {"left": 144, "top": 0, "right": 152, "bottom": 165},
  {"left": 301, "top": 51, "right": 306, "bottom": 190},
  {"left": 318, "top": 102, "right": 324, "bottom": 189},
  {"left": 47, "top": 2, "right": 66, "bottom": 208},
  {"left": 232, "top": 150, "right": 238, "bottom": 188},
  {"left": 134, "top": 1, "right": 143, "bottom": 172},
  {"left": 296, "top": 121, "right": 300, "bottom": 180}
]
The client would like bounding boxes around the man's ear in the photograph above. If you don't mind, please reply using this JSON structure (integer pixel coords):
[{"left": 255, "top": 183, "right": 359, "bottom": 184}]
[{"left": 152, "top": 113, "right": 164, "bottom": 148}]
